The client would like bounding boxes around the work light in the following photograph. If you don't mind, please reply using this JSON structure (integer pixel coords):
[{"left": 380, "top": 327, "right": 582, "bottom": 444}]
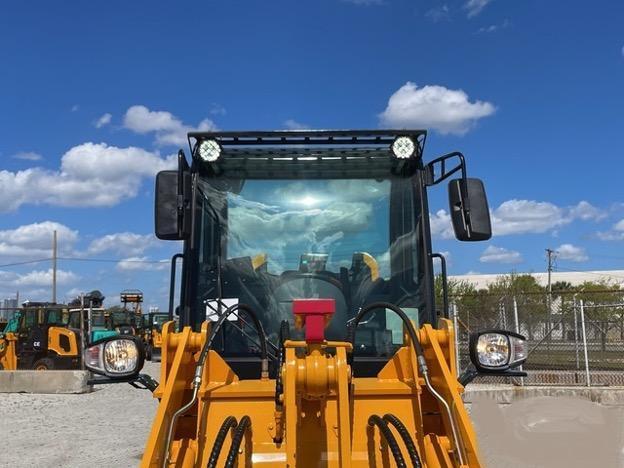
[
  {"left": 198, "top": 139, "right": 221, "bottom": 162},
  {"left": 391, "top": 136, "right": 415, "bottom": 159},
  {"left": 85, "top": 336, "right": 144, "bottom": 377},
  {"left": 471, "top": 331, "right": 527, "bottom": 370}
]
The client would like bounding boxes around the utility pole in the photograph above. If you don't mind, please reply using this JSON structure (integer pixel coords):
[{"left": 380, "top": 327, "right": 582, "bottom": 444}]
[
  {"left": 52, "top": 230, "right": 57, "bottom": 304},
  {"left": 546, "top": 248, "right": 556, "bottom": 345}
]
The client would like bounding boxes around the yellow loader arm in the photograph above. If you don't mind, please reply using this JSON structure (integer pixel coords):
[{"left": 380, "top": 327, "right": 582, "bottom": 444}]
[{"left": 141, "top": 308, "right": 482, "bottom": 467}]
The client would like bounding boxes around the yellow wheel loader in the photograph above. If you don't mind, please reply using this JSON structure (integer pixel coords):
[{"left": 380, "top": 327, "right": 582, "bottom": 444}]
[
  {"left": 141, "top": 312, "right": 170, "bottom": 361},
  {"left": 0, "top": 302, "right": 80, "bottom": 370},
  {"left": 85, "top": 130, "right": 527, "bottom": 467}
]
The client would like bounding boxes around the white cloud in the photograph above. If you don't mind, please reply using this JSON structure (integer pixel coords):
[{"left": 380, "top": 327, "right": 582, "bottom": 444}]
[
  {"left": 556, "top": 244, "right": 588, "bottom": 262},
  {"left": 12, "top": 151, "right": 43, "bottom": 161},
  {"left": 123, "top": 105, "right": 218, "bottom": 146},
  {"left": 597, "top": 218, "right": 624, "bottom": 241},
  {"left": 209, "top": 103, "right": 227, "bottom": 116},
  {"left": 379, "top": 82, "right": 496, "bottom": 135},
  {"left": 71, "top": 104, "right": 79, "bottom": 112},
  {"left": 491, "top": 200, "right": 605, "bottom": 236},
  {"left": 429, "top": 199, "right": 605, "bottom": 240},
  {"left": 0, "top": 221, "right": 78, "bottom": 257},
  {"left": 116, "top": 257, "right": 168, "bottom": 272},
  {"left": 283, "top": 119, "right": 311, "bottom": 130},
  {"left": 0, "top": 268, "right": 79, "bottom": 288},
  {"left": 425, "top": 4, "right": 450, "bottom": 22},
  {"left": 492, "top": 200, "right": 567, "bottom": 235},
  {"left": 0, "top": 142, "right": 176, "bottom": 212},
  {"left": 480, "top": 245, "right": 523, "bottom": 264},
  {"left": 569, "top": 201, "right": 607, "bottom": 221},
  {"left": 94, "top": 113, "right": 112, "bottom": 128},
  {"left": 465, "top": 0, "right": 493, "bottom": 17},
  {"left": 429, "top": 209, "right": 455, "bottom": 239},
  {"left": 87, "top": 232, "right": 158, "bottom": 256},
  {"left": 477, "top": 18, "right": 509, "bottom": 33}
]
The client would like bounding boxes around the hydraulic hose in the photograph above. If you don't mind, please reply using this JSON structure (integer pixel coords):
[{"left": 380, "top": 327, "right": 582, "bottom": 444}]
[
  {"left": 347, "top": 301, "right": 425, "bottom": 366},
  {"left": 197, "top": 302, "right": 269, "bottom": 377},
  {"left": 207, "top": 416, "right": 238, "bottom": 468},
  {"left": 224, "top": 415, "right": 251, "bottom": 468},
  {"left": 163, "top": 303, "right": 267, "bottom": 467},
  {"left": 162, "top": 306, "right": 232, "bottom": 467},
  {"left": 274, "top": 320, "right": 290, "bottom": 407},
  {"left": 348, "top": 302, "right": 466, "bottom": 466},
  {"left": 383, "top": 414, "right": 422, "bottom": 468},
  {"left": 367, "top": 415, "right": 407, "bottom": 468}
]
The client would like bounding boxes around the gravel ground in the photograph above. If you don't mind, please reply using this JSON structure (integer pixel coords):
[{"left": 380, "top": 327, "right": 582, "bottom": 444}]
[
  {"left": 0, "top": 362, "right": 160, "bottom": 468},
  {"left": 1, "top": 363, "right": 623, "bottom": 467}
]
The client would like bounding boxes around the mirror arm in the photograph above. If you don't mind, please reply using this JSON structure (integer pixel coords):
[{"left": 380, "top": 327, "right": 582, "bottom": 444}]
[
  {"left": 458, "top": 364, "right": 528, "bottom": 386},
  {"left": 87, "top": 373, "right": 159, "bottom": 392},
  {"left": 425, "top": 151, "right": 467, "bottom": 186},
  {"left": 430, "top": 252, "right": 449, "bottom": 319},
  {"left": 458, "top": 364, "right": 479, "bottom": 386},
  {"left": 168, "top": 253, "right": 184, "bottom": 321}
]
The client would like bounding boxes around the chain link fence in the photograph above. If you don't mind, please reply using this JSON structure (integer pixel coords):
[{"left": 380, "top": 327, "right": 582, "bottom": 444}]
[{"left": 452, "top": 290, "right": 624, "bottom": 386}]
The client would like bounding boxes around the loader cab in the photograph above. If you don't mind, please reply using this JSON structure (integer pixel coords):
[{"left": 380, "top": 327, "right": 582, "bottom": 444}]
[
  {"left": 110, "top": 310, "right": 139, "bottom": 336},
  {"left": 156, "top": 130, "right": 492, "bottom": 378},
  {"left": 68, "top": 308, "right": 117, "bottom": 344}
]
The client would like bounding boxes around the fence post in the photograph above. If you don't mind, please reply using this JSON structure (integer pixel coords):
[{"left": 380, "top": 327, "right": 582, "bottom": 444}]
[
  {"left": 579, "top": 299, "right": 591, "bottom": 387},
  {"left": 513, "top": 296, "right": 524, "bottom": 386},
  {"left": 573, "top": 298, "right": 580, "bottom": 372},
  {"left": 453, "top": 302, "right": 460, "bottom": 374}
]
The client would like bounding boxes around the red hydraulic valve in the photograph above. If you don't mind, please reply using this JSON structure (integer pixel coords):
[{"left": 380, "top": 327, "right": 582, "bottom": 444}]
[{"left": 292, "top": 299, "right": 335, "bottom": 343}]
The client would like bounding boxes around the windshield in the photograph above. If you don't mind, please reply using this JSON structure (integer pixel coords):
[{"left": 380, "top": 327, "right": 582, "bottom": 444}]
[
  {"left": 111, "top": 311, "right": 135, "bottom": 326},
  {"left": 195, "top": 175, "right": 426, "bottom": 359}
]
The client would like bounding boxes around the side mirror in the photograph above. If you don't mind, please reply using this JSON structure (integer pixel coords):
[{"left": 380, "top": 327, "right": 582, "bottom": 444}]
[
  {"left": 85, "top": 335, "right": 145, "bottom": 378},
  {"left": 469, "top": 329, "right": 527, "bottom": 374},
  {"left": 155, "top": 151, "right": 191, "bottom": 240},
  {"left": 448, "top": 178, "right": 492, "bottom": 241}
]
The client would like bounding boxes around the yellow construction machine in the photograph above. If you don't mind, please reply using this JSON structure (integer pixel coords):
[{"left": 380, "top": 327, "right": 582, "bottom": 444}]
[
  {"left": 141, "top": 311, "right": 170, "bottom": 360},
  {"left": 84, "top": 130, "right": 527, "bottom": 467},
  {"left": 0, "top": 302, "right": 80, "bottom": 370}
]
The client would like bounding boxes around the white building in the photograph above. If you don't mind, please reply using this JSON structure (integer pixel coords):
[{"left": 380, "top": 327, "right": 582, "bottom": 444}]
[{"left": 449, "top": 270, "right": 624, "bottom": 290}]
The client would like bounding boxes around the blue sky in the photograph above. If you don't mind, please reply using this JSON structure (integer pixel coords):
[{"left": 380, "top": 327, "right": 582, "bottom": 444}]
[{"left": 1, "top": 0, "right": 623, "bottom": 309}]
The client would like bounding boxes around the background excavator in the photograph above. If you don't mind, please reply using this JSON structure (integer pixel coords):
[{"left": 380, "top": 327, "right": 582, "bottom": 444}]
[{"left": 84, "top": 130, "right": 527, "bottom": 467}]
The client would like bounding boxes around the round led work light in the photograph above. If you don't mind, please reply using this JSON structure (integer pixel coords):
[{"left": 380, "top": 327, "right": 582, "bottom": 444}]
[
  {"left": 391, "top": 136, "right": 416, "bottom": 159},
  {"left": 198, "top": 139, "right": 221, "bottom": 162}
]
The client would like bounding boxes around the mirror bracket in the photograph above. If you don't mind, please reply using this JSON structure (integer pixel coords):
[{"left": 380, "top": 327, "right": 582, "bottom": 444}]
[{"left": 425, "top": 151, "right": 467, "bottom": 187}]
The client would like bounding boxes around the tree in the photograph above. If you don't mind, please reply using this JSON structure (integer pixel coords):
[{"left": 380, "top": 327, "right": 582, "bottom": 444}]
[{"left": 575, "top": 280, "right": 623, "bottom": 351}]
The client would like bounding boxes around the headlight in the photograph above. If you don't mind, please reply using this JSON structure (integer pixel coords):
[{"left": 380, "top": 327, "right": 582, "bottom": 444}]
[
  {"left": 469, "top": 330, "right": 527, "bottom": 372},
  {"left": 85, "top": 336, "right": 144, "bottom": 378},
  {"left": 391, "top": 136, "right": 415, "bottom": 159},
  {"left": 198, "top": 139, "right": 221, "bottom": 162}
]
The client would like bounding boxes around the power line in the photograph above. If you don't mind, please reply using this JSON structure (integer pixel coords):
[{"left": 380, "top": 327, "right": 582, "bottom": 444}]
[
  {"left": 0, "top": 256, "right": 168, "bottom": 269},
  {"left": 0, "top": 258, "right": 52, "bottom": 268},
  {"left": 57, "top": 257, "right": 168, "bottom": 264}
]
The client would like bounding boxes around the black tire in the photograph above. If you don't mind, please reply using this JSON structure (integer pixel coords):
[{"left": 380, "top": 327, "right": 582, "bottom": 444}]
[
  {"left": 145, "top": 345, "right": 153, "bottom": 361},
  {"left": 33, "top": 357, "right": 55, "bottom": 371}
]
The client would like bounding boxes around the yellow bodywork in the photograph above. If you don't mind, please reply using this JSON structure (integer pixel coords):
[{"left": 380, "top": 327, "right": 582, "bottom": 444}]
[
  {"left": 47, "top": 327, "right": 79, "bottom": 357},
  {"left": 141, "top": 318, "right": 482, "bottom": 467},
  {"left": 0, "top": 332, "right": 18, "bottom": 370}
]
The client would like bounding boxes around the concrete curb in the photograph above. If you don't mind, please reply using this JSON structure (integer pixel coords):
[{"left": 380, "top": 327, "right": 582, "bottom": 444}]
[
  {"left": 0, "top": 371, "right": 93, "bottom": 394},
  {"left": 463, "top": 384, "right": 624, "bottom": 406}
]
